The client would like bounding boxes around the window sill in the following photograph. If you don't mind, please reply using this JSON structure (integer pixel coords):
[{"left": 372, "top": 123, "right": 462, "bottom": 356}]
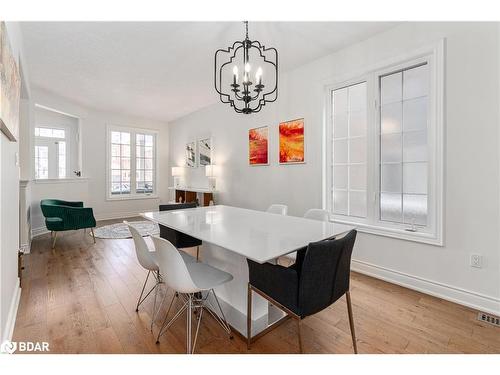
[
  {"left": 331, "top": 218, "right": 443, "bottom": 247},
  {"left": 106, "top": 194, "right": 159, "bottom": 202},
  {"left": 34, "top": 177, "right": 89, "bottom": 184}
]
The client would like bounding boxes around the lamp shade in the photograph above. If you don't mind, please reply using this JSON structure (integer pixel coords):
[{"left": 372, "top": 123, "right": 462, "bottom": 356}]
[
  {"left": 205, "top": 165, "right": 214, "bottom": 177},
  {"left": 171, "top": 167, "right": 184, "bottom": 176}
]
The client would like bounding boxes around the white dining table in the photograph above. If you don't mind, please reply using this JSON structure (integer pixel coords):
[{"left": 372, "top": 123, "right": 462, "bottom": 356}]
[{"left": 141, "top": 204, "right": 354, "bottom": 337}]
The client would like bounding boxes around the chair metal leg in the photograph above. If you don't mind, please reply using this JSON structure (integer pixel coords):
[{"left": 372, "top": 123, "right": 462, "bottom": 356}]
[
  {"left": 346, "top": 291, "right": 358, "bottom": 354},
  {"left": 136, "top": 271, "right": 151, "bottom": 312},
  {"left": 247, "top": 284, "right": 252, "bottom": 349},
  {"left": 156, "top": 295, "right": 187, "bottom": 343},
  {"left": 151, "top": 277, "right": 160, "bottom": 332},
  {"left": 90, "top": 228, "right": 96, "bottom": 244},
  {"left": 52, "top": 231, "right": 58, "bottom": 249},
  {"left": 191, "top": 305, "right": 204, "bottom": 353},
  {"left": 297, "top": 319, "right": 303, "bottom": 353},
  {"left": 187, "top": 294, "right": 193, "bottom": 354}
]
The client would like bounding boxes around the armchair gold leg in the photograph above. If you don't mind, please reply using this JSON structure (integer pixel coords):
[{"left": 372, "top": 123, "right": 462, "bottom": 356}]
[
  {"left": 247, "top": 284, "right": 252, "bottom": 350},
  {"left": 52, "top": 232, "right": 58, "bottom": 249},
  {"left": 346, "top": 291, "right": 358, "bottom": 354},
  {"left": 90, "top": 228, "right": 96, "bottom": 244},
  {"left": 297, "top": 319, "right": 303, "bottom": 354}
]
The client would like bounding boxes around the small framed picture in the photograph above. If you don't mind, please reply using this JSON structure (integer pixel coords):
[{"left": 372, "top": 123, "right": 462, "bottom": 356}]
[
  {"left": 249, "top": 126, "right": 269, "bottom": 166},
  {"left": 186, "top": 141, "right": 196, "bottom": 167},
  {"left": 279, "top": 118, "right": 305, "bottom": 164},
  {"left": 198, "top": 137, "right": 212, "bottom": 166}
]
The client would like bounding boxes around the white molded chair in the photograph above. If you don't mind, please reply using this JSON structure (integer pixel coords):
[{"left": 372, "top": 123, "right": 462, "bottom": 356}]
[
  {"left": 152, "top": 236, "right": 233, "bottom": 354},
  {"left": 125, "top": 221, "right": 161, "bottom": 330},
  {"left": 266, "top": 204, "right": 288, "bottom": 215},
  {"left": 304, "top": 208, "right": 330, "bottom": 222},
  {"left": 125, "top": 221, "right": 195, "bottom": 330}
]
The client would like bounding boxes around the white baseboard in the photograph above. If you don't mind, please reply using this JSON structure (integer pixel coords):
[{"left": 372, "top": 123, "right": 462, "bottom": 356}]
[
  {"left": 30, "top": 211, "right": 144, "bottom": 238},
  {"left": 1, "top": 278, "right": 21, "bottom": 345},
  {"left": 351, "top": 259, "right": 500, "bottom": 316},
  {"left": 93, "top": 211, "right": 143, "bottom": 221}
]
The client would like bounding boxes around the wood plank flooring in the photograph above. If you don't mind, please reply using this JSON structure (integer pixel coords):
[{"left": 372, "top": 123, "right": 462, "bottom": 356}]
[{"left": 13, "top": 218, "right": 500, "bottom": 354}]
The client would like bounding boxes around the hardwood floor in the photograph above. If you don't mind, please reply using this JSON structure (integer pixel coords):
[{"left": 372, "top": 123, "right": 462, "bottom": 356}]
[{"left": 13, "top": 218, "right": 500, "bottom": 354}]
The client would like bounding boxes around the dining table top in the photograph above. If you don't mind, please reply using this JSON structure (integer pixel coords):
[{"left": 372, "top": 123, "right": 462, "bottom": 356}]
[{"left": 141, "top": 204, "right": 355, "bottom": 263}]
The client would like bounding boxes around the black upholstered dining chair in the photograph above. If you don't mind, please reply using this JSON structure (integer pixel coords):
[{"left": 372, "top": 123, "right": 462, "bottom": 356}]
[
  {"left": 159, "top": 203, "right": 203, "bottom": 260},
  {"left": 246, "top": 230, "right": 358, "bottom": 353}
]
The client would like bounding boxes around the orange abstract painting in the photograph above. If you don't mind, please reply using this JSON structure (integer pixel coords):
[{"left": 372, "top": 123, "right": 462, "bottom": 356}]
[
  {"left": 279, "top": 118, "right": 304, "bottom": 163},
  {"left": 249, "top": 126, "right": 269, "bottom": 165}
]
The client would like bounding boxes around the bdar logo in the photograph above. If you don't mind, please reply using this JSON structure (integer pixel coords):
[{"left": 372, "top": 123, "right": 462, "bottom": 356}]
[{"left": 1, "top": 340, "right": 17, "bottom": 354}]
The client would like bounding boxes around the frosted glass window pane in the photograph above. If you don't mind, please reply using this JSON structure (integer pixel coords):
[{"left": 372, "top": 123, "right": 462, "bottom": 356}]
[
  {"left": 381, "top": 133, "right": 402, "bottom": 163},
  {"left": 111, "top": 157, "right": 120, "bottom": 169},
  {"left": 145, "top": 135, "right": 154, "bottom": 146},
  {"left": 381, "top": 72, "right": 402, "bottom": 105},
  {"left": 334, "top": 166, "right": 348, "bottom": 189},
  {"left": 333, "top": 87, "right": 348, "bottom": 113},
  {"left": 403, "top": 162, "right": 427, "bottom": 194},
  {"left": 349, "top": 191, "right": 367, "bottom": 218},
  {"left": 145, "top": 146, "right": 153, "bottom": 158},
  {"left": 145, "top": 171, "right": 153, "bottom": 182},
  {"left": 349, "top": 164, "right": 366, "bottom": 190},
  {"left": 381, "top": 102, "right": 402, "bottom": 134},
  {"left": 348, "top": 83, "right": 366, "bottom": 111},
  {"left": 111, "top": 144, "right": 120, "bottom": 156},
  {"left": 52, "top": 129, "right": 65, "bottom": 138},
  {"left": 381, "top": 164, "right": 402, "bottom": 193},
  {"left": 403, "top": 97, "right": 427, "bottom": 132},
  {"left": 333, "top": 190, "right": 348, "bottom": 215},
  {"left": 144, "top": 159, "right": 153, "bottom": 169},
  {"left": 403, "top": 64, "right": 428, "bottom": 100},
  {"left": 403, "top": 131, "right": 427, "bottom": 162},
  {"left": 380, "top": 193, "right": 402, "bottom": 222},
  {"left": 349, "top": 110, "right": 367, "bottom": 137},
  {"left": 403, "top": 194, "right": 427, "bottom": 225},
  {"left": 349, "top": 137, "right": 366, "bottom": 163},
  {"left": 333, "top": 140, "right": 348, "bottom": 164},
  {"left": 333, "top": 113, "right": 348, "bottom": 138}
]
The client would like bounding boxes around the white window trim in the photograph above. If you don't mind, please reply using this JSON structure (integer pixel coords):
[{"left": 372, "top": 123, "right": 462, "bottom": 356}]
[
  {"left": 106, "top": 124, "right": 160, "bottom": 201},
  {"left": 323, "top": 40, "right": 444, "bottom": 246},
  {"left": 34, "top": 131, "right": 70, "bottom": 180}
]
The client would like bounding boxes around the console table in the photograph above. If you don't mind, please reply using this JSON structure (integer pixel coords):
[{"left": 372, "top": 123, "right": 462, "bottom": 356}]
[{"left": 168, "top": 186, "right": 215, "bottom": 206}]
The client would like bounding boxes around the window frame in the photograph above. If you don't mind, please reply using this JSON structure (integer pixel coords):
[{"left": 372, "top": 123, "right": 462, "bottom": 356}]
[
  {"left": 106, "top": 124, "right": 159, "bottom": 201},
  {"left": 324, "top": 41, "right": 444, "bottom": 246}
]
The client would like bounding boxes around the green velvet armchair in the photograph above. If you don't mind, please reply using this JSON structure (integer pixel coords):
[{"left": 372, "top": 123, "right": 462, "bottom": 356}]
[{"left": 40, "top": 199, "right": 97, "bottom": 249}]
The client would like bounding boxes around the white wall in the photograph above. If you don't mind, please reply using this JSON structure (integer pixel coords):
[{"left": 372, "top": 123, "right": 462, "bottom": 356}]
[
  {"left": 0, "top": 21, "right": 29, "bottom": 344},
  {"left": 169, "top": 22, "right": 500, "bottom": 314},
  {"left": 29, "top": 88, "right": 170, "bottom": 233}
]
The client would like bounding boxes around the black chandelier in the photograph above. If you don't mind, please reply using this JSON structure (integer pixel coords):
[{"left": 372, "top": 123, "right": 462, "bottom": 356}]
[{"left": 214, "top": 21, "right": 278, "bottom": 114}]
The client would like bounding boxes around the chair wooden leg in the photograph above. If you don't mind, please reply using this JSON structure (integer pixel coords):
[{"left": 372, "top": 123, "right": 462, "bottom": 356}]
[
  {"left": 196, "top": 246, "right": 200, "bottom": 261},
  {"left": 346, "top": 291, "right": 358, "bottom": 354},
  {"left": 247, "top": 284, "right": 252, "bottom": 350},
  {"left": 90, "top": 228, "right": 96, "bottom": 244},
  {"left": 297, "top": 319, "right": 303, "bottom": 353}
]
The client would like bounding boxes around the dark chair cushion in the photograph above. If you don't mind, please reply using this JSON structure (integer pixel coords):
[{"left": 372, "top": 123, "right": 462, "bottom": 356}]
[{"left": 159, "top": 203, "right": 202, "bottom": 248}]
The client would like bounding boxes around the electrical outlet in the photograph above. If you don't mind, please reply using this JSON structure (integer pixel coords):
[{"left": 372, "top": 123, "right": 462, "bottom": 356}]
[{"left": 470, "top": 254, "right": 482, "bottom": 268}]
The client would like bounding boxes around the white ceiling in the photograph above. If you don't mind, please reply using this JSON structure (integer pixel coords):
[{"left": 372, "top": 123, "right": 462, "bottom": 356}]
[{"left": 21, "top": 22, "right": 397, "bottom": 122}]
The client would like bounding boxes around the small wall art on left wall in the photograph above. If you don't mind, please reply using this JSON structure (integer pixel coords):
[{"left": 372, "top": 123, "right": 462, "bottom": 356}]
[{"left": 0, "top": 21, "right": 21, "bottom": 142}]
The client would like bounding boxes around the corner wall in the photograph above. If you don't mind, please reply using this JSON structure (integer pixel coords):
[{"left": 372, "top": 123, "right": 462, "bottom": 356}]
[{"left": 168, "top": 22, "right": 500, "bottom": 314}]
